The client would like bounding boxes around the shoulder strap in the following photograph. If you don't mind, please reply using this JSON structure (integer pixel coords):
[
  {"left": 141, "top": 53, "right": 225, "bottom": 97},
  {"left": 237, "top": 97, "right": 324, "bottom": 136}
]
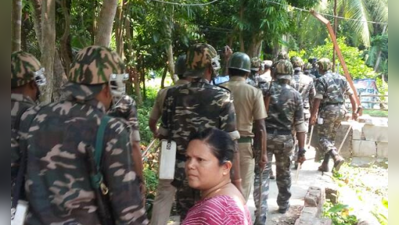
[{"left": 95, "top": 116, "right": 111, "bottom": 169}]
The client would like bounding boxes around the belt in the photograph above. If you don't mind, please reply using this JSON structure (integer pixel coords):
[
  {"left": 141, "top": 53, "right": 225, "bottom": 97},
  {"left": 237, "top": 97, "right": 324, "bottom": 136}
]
[
  {"left": 238, "top": 137, "right": 253, "bottom": 143},
  {"left": 266, "top": 128, "right": 292, "bottom": 135},
  {"left": 324, "top": 102, "right": 343, "bottom": 106}
]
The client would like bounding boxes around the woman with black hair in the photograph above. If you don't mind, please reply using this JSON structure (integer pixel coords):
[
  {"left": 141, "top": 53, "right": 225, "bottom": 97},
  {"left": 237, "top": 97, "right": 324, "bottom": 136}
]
[{"left": 182, "top": 128, "right": 252, "bottom": 225}]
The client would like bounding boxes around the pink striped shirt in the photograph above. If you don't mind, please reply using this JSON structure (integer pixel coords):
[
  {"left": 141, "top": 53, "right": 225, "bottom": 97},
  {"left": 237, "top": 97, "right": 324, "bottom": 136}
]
[{"left": 182, "top": 195, "right": 252, "bottom": 225}]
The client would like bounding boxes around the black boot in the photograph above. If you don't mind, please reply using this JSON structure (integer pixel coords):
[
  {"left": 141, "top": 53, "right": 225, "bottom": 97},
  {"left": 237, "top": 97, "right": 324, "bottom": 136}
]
[
  {"left": 330, "top": 149, "right": 345, "bottom": 171},
  {"left": 318, "top": 153, "right": 330, "bottom": 172}
]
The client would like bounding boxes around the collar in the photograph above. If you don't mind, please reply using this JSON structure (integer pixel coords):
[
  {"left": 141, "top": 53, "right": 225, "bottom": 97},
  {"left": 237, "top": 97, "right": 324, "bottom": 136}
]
[
  {"left": 176, "top": 79, "right": 190, "bottom": 85},
  {"left": 67, "top": 97, "right": 107, "bottom": 113},
  {"left": 11, "top": 93, "right": 35, "bottom": 105},
  {"left": 192, "top": 78, "right": 210, "bottom": 84},
  {"left": 229, "top": 76, "right": 246, "bottom": 82}
]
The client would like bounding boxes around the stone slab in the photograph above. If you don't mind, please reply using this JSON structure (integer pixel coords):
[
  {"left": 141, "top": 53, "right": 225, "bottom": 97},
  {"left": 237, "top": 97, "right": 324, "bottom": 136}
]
[
  {"left": 352, "top": 140, "right": 376, "bottom": 157},
  {"left": 352, "top": 122, "right": 365, "bottom": 140},
  {"left": 376, "top": 142, "right": 388, "bottom": 158},
  {"left": 362, "top": 124, "right": 388, "bottom": 143},
  {"left": 351, "top": 157, "right": 375, "bottom": 167}
]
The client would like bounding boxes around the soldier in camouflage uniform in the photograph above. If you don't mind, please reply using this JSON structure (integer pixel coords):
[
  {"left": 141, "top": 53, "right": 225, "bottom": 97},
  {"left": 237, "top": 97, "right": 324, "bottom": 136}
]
[
  {"left": 303, "top": 62, "right": 317, "bottom": 81},
  {"left": 108, "top": 94, "right": 144, "bottom": 190},
  {"left": 290, "top": 57, "right": 316, "bottom": 167},
  {"left": 11, "top": 51, "right": 46, "bottom": 192},
  {"left": 308, "top": 57, "right": 320, "bottom": 79},
  {"left": 264, "top": 60, "right": 307, "bottom": 216},
  {"left": 310, "top": 58, "right": 359, "bottom": 172},
  {"left": 149, "top": 54, "right": 191, "bottom": 225},
  {"left": 13, "top": 46, "right": 148, "bottom": 224},
  {"left": 159, "top": 43, "right": 241, "bottom": 220}
]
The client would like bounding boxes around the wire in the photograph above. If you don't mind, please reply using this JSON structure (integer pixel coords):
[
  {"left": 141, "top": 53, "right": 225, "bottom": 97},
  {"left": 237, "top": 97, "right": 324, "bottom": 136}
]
[
  {"left": 266, "top": 0, "right": 388, "bottom": 25},
  {"left": 150, "top": 0, "right": 220, "bottom": 6}
]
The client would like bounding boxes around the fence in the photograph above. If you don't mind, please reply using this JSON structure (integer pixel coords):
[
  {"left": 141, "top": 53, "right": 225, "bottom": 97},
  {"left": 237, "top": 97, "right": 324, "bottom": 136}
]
[{"left": 345, "top": 94, "right": 388, "bottom": 111}]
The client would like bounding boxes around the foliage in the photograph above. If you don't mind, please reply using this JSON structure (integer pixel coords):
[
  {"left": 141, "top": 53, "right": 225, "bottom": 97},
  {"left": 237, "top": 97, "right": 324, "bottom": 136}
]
[
  {"left": 135, "top": 86, "right": 158, "bottom": 146},
  {"left": 289, "top": 37, "right": 377, "bottom": 80},
  {"left": 362, "top": 109, "right": 388, "bottom": 118},
  {"left": 323, "top": 201, "right": 358, "bottom": 225},
  {"left": 332, "top": 164, "right": 388, "bottom": 224}
]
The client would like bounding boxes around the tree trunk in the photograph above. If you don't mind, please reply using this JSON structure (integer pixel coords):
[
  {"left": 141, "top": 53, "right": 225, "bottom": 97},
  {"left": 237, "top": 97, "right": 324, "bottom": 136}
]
[
  {"left": 161, "top": 65, "right": 168, "bottom": 89},
  {"left": 12, "top": 0, "right": 23, "bottom": 52},
  {"left": 115, "top": 0, "right": 125, "bottom": 57},
  {"left": 30, "top": 0, "right": 43, "bottom": 50},
  {"left": 53, "top": 50, "right": 68, "bottom": 101},
  {"left": 60, "top": 0, "right": 72, "bottom": 74},
  {"left": 40, "top": 0, "right": 56, "bottom": 104},
  {"left": 95, "top": 0, "right": 118, "bottom": 47}
]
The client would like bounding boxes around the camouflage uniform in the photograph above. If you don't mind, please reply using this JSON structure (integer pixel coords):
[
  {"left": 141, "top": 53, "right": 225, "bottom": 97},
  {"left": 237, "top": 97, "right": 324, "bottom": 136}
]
[
  {"left": 303, "top": 63, "right": 317, "bottom": 82},
  {"left": 14, "top": 46, "right": 148, "bottom": 224},
  {"left": 290, "top": 57, "right": 315, "bottom": 131},
  {"left": 159, "top": 43, "right": 239, "bottom": 220},
  {"left": 108, "top": 95, "right": 141, "bottom": 142},
  {"left": 11, "top": 51, "right": 45, "bottom": 193},
  {"left": 260, "top": 60, "right": 306, "bottom": 219},
  {"left": 315, "top": 59, "right": 353, "bottom": 156},
  {"left": 150, "top": 55, "right": 189, "bottom": 225}
]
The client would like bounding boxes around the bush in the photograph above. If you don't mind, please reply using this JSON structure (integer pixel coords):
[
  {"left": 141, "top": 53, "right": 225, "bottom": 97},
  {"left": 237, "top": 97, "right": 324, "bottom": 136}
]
[{"left": 289, "top": 37, "right": 377, "bottom": 80}]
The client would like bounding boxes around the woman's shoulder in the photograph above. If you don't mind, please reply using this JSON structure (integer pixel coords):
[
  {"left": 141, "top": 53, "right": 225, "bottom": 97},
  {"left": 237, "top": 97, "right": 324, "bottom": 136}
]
[{"left": 183, "top": 195, "right": 251, "bottom": 225}]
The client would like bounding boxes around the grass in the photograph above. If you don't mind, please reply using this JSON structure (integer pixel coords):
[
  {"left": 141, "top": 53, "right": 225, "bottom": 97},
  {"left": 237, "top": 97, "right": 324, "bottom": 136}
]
[
  {"left": 362, "top": 109, "right": 388, "bottom": 118},
  {"left": 329, "top": 163, "right": 388, "bottom": 225}
]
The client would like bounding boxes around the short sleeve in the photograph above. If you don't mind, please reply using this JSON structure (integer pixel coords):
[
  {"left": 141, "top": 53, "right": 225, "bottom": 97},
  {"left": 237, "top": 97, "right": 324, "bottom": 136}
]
[
  {"left": 314, "top": 78, "right": 325, "bottom": 99},
  {"left": 252, "top": 90, "right": 267, "bottom": 120}
]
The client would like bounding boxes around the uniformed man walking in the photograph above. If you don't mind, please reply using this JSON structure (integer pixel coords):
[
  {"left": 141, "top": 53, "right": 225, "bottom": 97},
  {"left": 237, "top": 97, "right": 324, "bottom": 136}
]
[
  {"left": 148, "top": 54, "right": 191, "bottom": 225},
  {"left": 11, "top": 51, "right": 46, "bottom": 191},
  {"left": 159, "top": 43, "right": 241, "bottom": 220},
  {"left": 290, "top": 56, "right": 315, "bottom": 167},
  {"left": 221, "top": 52, "right": 267, "bottom": 203},
  {"left": 310, "top": 58, "right": 359, "bottom": 172},
  {"left": 265, "top": 60, "right": 307, "bottom": 215},
  {"left": 13, "top": 46, "right": 148, "bottom": 224}
]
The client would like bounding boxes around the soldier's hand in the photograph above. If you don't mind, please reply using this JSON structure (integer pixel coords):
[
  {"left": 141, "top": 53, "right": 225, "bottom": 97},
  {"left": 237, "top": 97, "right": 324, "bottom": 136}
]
[
  {"left": 352, "top": 112, "right": 359, "bottom": 121},
  {"left": 297, "top": 148, "right": 307, "bottom": 165},
  {"left": 310, "top": 115, "right": 317, "bottom": 125},
  {"left": 297, "top": 155, "right": 306, "bottom": 165},
  {"left": 258, "top": 154, "right": 268, "bottom": 171}
]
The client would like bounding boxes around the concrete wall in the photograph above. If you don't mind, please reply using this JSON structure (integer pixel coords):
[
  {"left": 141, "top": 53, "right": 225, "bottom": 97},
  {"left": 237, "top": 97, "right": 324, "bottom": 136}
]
[{"left": 310, "top": 115, "right": 388, "bottom": 165}]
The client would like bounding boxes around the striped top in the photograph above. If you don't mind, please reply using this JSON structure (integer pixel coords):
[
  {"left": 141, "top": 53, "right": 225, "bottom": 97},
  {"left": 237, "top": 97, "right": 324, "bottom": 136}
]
[{"left": 182, "top": 195, "right": 252, "bottom": 225}]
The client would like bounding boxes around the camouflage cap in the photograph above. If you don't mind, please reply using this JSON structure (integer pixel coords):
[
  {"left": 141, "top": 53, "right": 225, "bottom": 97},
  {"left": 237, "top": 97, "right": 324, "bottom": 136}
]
[
  {"left": 251, "top": 57, "right": 261, "bottom": 71},
  {"left": 303, "top": 62, "right": 312, "bottom": 71},
  {"left": 11, "top": 51, "right": 42, "bottom": 88},
  {"left": 291, "top": 56, "right": 304, "bottom": 68},
  {"left": 175, "top": 55, "right": 187, "bottom": 76},
  {"left": 275, "top": 60, "right": 293, "bottom": 80},
  {"left": 228, "top": 52, "right": 251, "bottom": 73},
  {"left": 64, "top": 46, "right": 125, "bottom": 101},
  {"left": 184, "top": 43, "right": 218, "bottom": 78},
  {"left": 317, "top": 58, "right": 332, "bottom": 71},
  {"left": 278, "top": 51, "right": 289, "bottom": 60}
]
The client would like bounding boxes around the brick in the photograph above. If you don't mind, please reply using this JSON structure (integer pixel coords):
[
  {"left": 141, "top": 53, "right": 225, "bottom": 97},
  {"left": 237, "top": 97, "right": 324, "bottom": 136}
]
[
  {"left": 352, "top": 140, "right": 376, "bottom": 157},
  {"left": 376, "top": 142, "right": 388, "bottom": 158},
  {"left": 362, "top": 124, "right": 388, "bottom": 143}
]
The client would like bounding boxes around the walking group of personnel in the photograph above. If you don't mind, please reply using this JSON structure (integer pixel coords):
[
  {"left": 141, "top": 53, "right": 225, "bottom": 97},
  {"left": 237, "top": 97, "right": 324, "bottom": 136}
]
[{"left": 11, "top": 43, "right": 359, "bottom": 225}]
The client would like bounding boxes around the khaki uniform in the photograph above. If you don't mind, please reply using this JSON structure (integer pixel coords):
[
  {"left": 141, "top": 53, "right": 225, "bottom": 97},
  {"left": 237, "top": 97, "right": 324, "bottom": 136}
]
[
  {"left": 221, "top": 76, "right": 267, "bottom": 201},
  {"left": 149, "top": 79, "right": 189, "bottom": 225}
]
